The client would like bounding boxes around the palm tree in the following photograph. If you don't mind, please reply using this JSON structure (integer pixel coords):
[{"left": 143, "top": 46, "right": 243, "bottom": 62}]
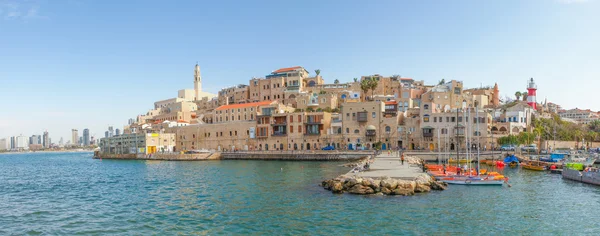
[
  {"left": 589, "top": 120, "right": 600, "bottom": 132},
  {"left": 334, "top": 79, "right": 339, "bottom": 84},
  {"left": 314, "top": 69, "right": 321, "bottom": 76},
  {"left": 368, "top": 77, "right": 378, "bottom": 99},
  {"left": 522, "top": 91, "right": 528, "bottom": 101},
  {"left": 515, "top": 91, "right": 522, "bottom": 101},
  {"left": 353, "top": 78, "right": 358, "bottom": 82},
  {"left": 360, "top": 79, "right": 370, "bottom": 101},
  {"left": 438, "top": 79, "right": 446, "bottom": 85}
]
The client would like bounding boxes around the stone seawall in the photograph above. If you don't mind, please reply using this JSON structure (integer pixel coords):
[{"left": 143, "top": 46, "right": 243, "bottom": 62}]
[
  {"left": 94, "top": 152, "right": 221, "bottom": 161},
  {"left": 221, "top": 151, "right": 369, "bottom": 161}
]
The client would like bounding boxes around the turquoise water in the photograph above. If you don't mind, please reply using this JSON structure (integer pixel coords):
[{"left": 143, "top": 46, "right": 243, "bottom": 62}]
[{"left": 1, "top": 152, "right": 600, "bottom": 235}]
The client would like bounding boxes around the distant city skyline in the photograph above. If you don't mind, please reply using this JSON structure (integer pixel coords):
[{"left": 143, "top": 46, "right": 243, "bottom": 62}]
[{"left": 1, "top": 0, "right": 599, "bottom": 140}]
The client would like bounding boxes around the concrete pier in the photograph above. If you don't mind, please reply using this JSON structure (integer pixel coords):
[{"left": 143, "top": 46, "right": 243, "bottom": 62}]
[{"left": 352, "top": 153, "right": 425, "bottom": 180}]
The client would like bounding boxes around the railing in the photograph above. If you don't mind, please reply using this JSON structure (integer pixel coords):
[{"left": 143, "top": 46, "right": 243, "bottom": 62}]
[
  {"left": 305, "top": 131, "right": 321, "bottom": 135},
  {"left": 366, "top": 130, "right": 376, "bottom": 136},
  {"left": 271, "top": 122, "right": 287, "bottom": 126},
  {"left": 272, "top": 132, "right": 287, "bottom": 136}
]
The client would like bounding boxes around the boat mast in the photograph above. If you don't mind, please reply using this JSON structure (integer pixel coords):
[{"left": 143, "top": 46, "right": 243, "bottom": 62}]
[
  {"left": 477, "top": 106, "right": 480, "bottom": 175},
  {"left": 456, "top": 107, "right": 459, "bottom": 169},
  {"left": 437, "top": 128, "right": 441, "bottom": 165}
]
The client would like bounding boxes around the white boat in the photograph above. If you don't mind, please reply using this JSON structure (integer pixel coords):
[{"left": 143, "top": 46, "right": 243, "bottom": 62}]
[{"left": 441, "top": 177, "right": 504, "bottom": 186}]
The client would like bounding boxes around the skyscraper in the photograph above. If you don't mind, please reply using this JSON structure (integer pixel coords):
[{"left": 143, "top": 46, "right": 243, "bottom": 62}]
[
  {"left": 105, "top": 131, "right": 109, "bottom": 138},
  {"left": 59, "top": 137, "right": 64, "bottom": 147},
  {"left": 115, "top": 128, "right": 121, "bottom": 136},
  {"left": 43, "top": 131, "right": 49, "bottom": 148},
  {"left": 108, "top": 126, "right": 114, "bottom": 137},
  {"left": 0, "top": 138, "right": 8, "bottom": 151},
  {"left": 83, "top": 128, "right": 90, "bottom": 146},
  {"left": 10, "top": 136, "right": 15, "bottom": 150},
  {"left": 72, "top": 129, "right": 79, "bottom": 147},
  {"left": 15, "top": 135, "right": 28, "bottom": 150},
  {"left": 30, "top": 135, "right": 41, "bottom": 145}
]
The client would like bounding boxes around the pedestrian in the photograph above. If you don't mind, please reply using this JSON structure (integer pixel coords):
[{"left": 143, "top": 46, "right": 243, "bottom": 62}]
[
  {"left": 401, "top": 153, "right": 405, "bottom": 165},
  {"left": 422, "top": 160, "right": 426, "bottom": 172},
  {"left": 443, "top": 164, "right": 446, "bottom": 174}
]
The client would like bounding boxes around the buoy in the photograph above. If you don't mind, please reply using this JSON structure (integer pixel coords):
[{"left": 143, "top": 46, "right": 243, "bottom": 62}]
[{"left": 550, "top": 165, "right": 556, "bottom": 170}]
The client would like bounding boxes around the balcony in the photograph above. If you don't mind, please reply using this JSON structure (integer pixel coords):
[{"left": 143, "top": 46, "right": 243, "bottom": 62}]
[
  {"left": 271, "top": 122, "right": 287, "bottom": 126},
  {"left": 256, "top": 132, "right": 269, "bottom": 138},
  {"left": 357, "top": 112, "right": 368, "bottom": 122},
  {"left": 366, "top": 130, "right": 376, "bottom": 136},
  {"left": 304, "top": 131, "right": 321, "bottom": 136},
  {"left": 272, "top": 132, "right": 287, "bottom": 136},
  {"left": 305, "top": 119, "right": 322, "bottom": 125},
  {"left": 422, "top": 127, "right": 434, "bottom": 137}
]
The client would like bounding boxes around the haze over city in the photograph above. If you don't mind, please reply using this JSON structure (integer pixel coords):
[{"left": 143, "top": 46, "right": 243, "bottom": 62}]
[{"left": 1, "top": 0, "right": 599, "bottom": 140}]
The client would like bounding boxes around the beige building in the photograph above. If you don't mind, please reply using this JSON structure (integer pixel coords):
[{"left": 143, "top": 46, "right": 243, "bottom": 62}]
[
  {"left": 71, "top": 129, "right": 78, "bottom": 146},
  {"left": 99, "top": 133, "right": 176, "bottom": 154},
  {"left": 339, "top": 101, "right": 400, "bottom": 150}
]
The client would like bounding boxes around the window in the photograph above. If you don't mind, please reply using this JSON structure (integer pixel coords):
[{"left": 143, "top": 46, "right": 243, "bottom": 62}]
[
  {"left": 446, "top": 117, "right": 450, "bottom": 122},
  {"left": 230, "top": 131, "right": 232, "bottom": 136},
  {"left": 354, "top": 129, "right": 359, "bottom": 134},
  {"left": 372, "top": 112, "right": 376, "bottom": 118},
  {"left": 452, "top": 117, "right": 456, "bottom": 122},
  {"left": 424, "top": 115, "right": 430, "bottom": 122},
  {"left": 346, "top": 113, "right": 350, "bottom": 117},
  {"left": 290, "top": 126, "right": 294, "bottom": 133},
  {"left": 385, "top": 126, "right": 391, "bottom": 133},
  {"left": 434, "top": 117, "right": 437, "bottom": 122},
  {"left": 424, "top": 104, "right": 429, "bottom": 110},
  {"left": 298, "top": 115, "right": 302, "bottom": 123},
  {"left": 298, "top": 125, "right": 302, "bottom": 133},
  {"left": 235, "top": 131, "right": 237, "bottom": 135},
  {"left": 192, "top": 134, "right": 195, "bottom": 138},
  {"left": 346, "top": 128, "right": 350, "bottom": 134},
  {"left": 290, "top": 116, "right": 293, "bottom": 122},
  {"left": 458, "top": 117, "right": 462, "bottom": 122}
]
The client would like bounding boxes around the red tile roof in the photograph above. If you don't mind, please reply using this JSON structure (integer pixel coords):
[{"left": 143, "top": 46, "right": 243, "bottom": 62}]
[
  {"left": 273, "top": 66, "right": 302, "bottom": 73},
  {"left": 216, "top": 101, "right": 274, "bottom": 110}
]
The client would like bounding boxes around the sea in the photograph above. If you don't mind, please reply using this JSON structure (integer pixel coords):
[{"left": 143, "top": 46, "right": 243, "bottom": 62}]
[{"left": 1, "top": 152, "right": 600, "bottom": 235}]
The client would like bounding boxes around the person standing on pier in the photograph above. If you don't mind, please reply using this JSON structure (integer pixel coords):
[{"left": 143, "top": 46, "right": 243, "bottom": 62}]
[{"left": 401, "top": 153, "right": 405, "bottom": 165}]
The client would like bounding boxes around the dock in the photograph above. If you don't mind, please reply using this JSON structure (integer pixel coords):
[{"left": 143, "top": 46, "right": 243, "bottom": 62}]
[{"left": 352, "top": 153, "right": 425, "bottom": 180}]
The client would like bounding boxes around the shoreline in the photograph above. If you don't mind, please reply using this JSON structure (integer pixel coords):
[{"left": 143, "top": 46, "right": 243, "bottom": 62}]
[{"left": 0, "top": 150, "right": 94, "bottom": 155}]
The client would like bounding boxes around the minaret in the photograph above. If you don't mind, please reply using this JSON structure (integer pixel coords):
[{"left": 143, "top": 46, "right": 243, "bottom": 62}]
[
  {"left": 492, "top": 83, "right": 499, "bottom": 106},
  {"left": 194, "top": 63, "right": 202, "bottom": 101}
]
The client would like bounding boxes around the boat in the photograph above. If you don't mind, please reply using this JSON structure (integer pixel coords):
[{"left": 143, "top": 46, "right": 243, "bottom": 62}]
[
  {"left": 448, "top": 158, "right": 469, "bottom": 164},
  {"left": 562, "top": 166, "right": 600, "bottom": 186},
  {"left": 539, "top": 153, "right": 566, "bottom": 163},
  {"left": 521, "top": 160, "right": 546, "bottom": 171},
  {"left": 440, "top": 176, "right": 505, "bottom": 185},
  {"left": 503, "top": 155, "right": 519, "bottom": 168}
]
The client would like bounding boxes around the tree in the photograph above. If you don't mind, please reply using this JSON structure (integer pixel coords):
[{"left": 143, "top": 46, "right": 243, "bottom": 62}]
[
  {"left": 522, "top": 91, "right": 528, "bottom": 101},
  {"left": 589, "top": 120, "right": 600, "bottom": 132},
  {"left": 438, "top": 79, "right": 446, "bottom": 85},
  {"left": 368, "top": 77, "right": 378, "bottom": 99},
  {"left": 360, "top": 79, "right": 370, "bottom": 101},
  {"left": 353, "top": 78, "right": 358, "bottom": 82},
  {"left": 334, "top": 79, "right": 339, "bottom": 84},
  {"left": 315, "top": 69, "right": 321, "bottom": 76},
  {"left": 515, "top": 91, "right": 522, "bottom": 101}
]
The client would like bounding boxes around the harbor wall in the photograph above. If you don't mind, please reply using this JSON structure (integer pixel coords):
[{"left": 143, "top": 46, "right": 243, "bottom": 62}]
[
  {"left": 221, "top": 151, "right": 369, "bottom": 161},
  {"left": 541, "top": 140, "right": 600, "bottom": 150},
  {"left": 562, "top": 168, "right": 600, "bottom": 186},
  {"left": 94, "top": 152, "right": 221, "bottom": 161}
]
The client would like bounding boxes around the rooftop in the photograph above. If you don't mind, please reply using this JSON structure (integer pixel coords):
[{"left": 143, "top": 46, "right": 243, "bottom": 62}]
[
  {"left": 273, "top": 66, "right": 303, "bottom": 73},
  {"left": 215, "top": 101, "right": 274, "bottom": 110}
]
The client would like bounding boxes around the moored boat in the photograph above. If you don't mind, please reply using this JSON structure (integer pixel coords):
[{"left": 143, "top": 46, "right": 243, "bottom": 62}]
[
  {"left": 521, "top": 160, "right": 547, "bottom": 171},
  {"left": 440, "top": 176, "right": 505, "bottom": 185}
]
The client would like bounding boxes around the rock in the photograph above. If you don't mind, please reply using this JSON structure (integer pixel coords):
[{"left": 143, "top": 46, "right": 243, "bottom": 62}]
[
  {"left": 415, "top": 174, "right": 433, "bottom": 186},
  {"left": 381, "top": 187, "right": 392, "bottom": 195},
  {"left": 361, "top": 178, "right": 381, "bottom": 193},
  {"left": 431, "top": 181, "right": 448, "bottom": 191},
  {"left": 344, "top": 178, "right": 359, "bottom": 189},
  {"left": 331, "top": 181, "right": 344, "bottom": 193},
  {"left": 396, "top": 180, "right": 416, "bottom": 192},
  {"left": 380, "top": 178, "right": 398, "bottom": 190},
  {"left": 414, "top": 183, "right": 431, "bottom": 193},
  {"left": 348, "top": 184, "right": 375, "bottom": 195},
  {"left": 392, "top": 188, "right": 414, "bottom": 196}
]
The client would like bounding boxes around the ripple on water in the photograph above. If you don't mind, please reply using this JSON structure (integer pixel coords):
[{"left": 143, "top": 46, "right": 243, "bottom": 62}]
[{"left": 2, "top": 153, "right": 600, "bottom": 234}]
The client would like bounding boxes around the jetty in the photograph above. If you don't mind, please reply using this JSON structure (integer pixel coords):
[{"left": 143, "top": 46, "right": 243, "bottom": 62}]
[{"left": 321, "top": 152, "right": 447, "bottom": 196}]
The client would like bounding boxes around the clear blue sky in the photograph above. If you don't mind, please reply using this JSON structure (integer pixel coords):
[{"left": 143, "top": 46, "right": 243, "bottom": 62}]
[{"left": 1, "top": 0, "right": 599, "bottom": 141}]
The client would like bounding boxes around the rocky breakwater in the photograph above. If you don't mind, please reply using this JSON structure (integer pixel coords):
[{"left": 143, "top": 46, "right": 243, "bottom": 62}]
[{"left": 321, "top": 173, "right": 447, "bottom": 196}]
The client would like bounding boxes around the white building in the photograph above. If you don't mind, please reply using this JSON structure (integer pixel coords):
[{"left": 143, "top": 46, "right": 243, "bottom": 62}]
[
  {"left": 558, "top": 108, "right": 600, "bottom": 125},
  {"left": 16, "top": 135, "right": 29, "bottom": 150},
  {"left": 0, "top": 138, "right": 8, "bottom": 150}
]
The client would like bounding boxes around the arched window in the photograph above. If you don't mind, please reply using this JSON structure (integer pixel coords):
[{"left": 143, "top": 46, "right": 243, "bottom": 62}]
[
  {"left": 385, "top": 126, "right": 391, "bottom": 133},
  {"left": 337, "top": 128, "right": 342, "bottom": 134},
  {"left": 346, "top": 128, "right": 350, "bottom": 134},
  {"left": 354, "top": 129, "right": 360, "bottom": 134},
  {"left": 308, "top": 81, "right": 316, "bottom": 87},
  {"left": 424, "top": 104, "right": 429, "bottom": 110}
]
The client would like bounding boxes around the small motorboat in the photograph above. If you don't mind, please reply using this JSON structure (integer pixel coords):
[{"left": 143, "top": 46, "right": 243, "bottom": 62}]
[
  {"left": 521, "top": 161, "right": 547, "bottom": 171},
  {"left": 449, "top": 158, "right": 469, "bottom": 164},
  {"left": 441, "top": 176, "right": 505, "bottom": 186}
]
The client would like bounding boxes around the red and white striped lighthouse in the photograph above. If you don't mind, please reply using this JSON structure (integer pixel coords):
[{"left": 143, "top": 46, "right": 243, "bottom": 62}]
[{"left": 527, "top": 78, "right": 537, "bottom": 110}]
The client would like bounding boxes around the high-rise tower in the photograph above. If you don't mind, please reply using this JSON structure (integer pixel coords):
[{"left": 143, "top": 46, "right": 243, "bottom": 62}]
[
  {"left": 194, "top": 63, "right": 202, "bottom": 101},
  {"left": 527, "top": 78, "right": 537, "bottom": 110}
]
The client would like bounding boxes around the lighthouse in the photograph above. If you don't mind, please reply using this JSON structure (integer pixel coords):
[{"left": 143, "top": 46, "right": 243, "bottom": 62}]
[{"left": 527, "top": 78, "right": 537, "bottom": 110}]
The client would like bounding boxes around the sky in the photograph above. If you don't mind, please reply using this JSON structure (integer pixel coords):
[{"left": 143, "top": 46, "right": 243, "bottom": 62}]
[{"left": 0, "top": 0, "right": 599, "bottom": 142}]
